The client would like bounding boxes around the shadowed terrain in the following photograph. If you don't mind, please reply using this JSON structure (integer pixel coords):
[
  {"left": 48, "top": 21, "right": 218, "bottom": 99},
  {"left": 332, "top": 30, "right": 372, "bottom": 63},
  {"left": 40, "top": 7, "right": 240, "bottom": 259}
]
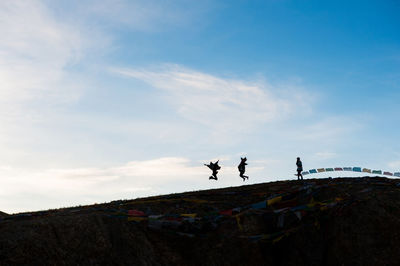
[{"left": 1, "top": 176, "right": 400, "bottom": 265}]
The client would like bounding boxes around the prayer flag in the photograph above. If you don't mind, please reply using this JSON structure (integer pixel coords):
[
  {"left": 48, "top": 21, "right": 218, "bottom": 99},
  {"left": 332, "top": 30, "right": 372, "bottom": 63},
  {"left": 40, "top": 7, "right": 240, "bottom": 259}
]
[
  {"left": 309, "top": 169, "right": 317, "bottom": 174},
  {"left": 251, "top": 201, "right": 267, "bottom": 209},
  {"left": 372, "top": 170, "right": 382, "bottom": 174},
  {"left": 394, "top": 172, "right": 400, "bottom": 177},
  {"left": 235, "top": 215, "right": 243, "bottom": 231},
  {"left": 149, "top": 215, "right": 163, "bottom": 219},
  {"left": 343, "top": 167, "right": 352, "bottom": 171},
  {"left": 232, "top": 207, "right": 242, "bottom": 213},
  {"left": 181, "top": 214, "right": 197, "bottom": 218},
  {"left": 334, "top": 167, "right": 343, "bottom": 171},
  {"left": 317, "top": 168, "right": 325, "bottom": 173},
  {"left": 302, "top": 171, "right": 309, "bottom": 175},
  {"left": 219, "top": 209, "right": 233, "bottom": 216},
  {"left": 267, "top": 196, "right": 282, "bottom": 206},
  {"left": 325, "top": 168, "right": 334, "bottom": 172},
  {"left": 384, "top": 171, "right": 393, "bottom": 176},
  {"left": 352, "top": 167, "right": 362, "bottom": 172},
  {"left": 128, "top": 210, "right": 146, "bottom": 217},
  {"left": 277, "top": 214, "right": 285, "bottom": 228},
  {"left": 362, "top": 168, "right": 371, "bottom": 173}
]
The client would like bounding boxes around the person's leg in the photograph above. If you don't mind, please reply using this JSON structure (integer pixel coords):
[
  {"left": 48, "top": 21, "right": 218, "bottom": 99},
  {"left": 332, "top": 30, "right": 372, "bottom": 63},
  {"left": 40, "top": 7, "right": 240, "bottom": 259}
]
[
  {"left": 240, "top": 172, "right": 245, "bottom": 181},
  {"left": 212, "top": 170, "right": 218, "bottom": 180}
]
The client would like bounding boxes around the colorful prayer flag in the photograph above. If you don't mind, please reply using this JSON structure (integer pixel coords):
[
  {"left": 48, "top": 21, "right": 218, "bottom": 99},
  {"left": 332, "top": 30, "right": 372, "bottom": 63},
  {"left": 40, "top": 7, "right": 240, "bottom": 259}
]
[
  {"left": 181, "top": 214, "right": 197, "bottom": 218},
  {"left": 383, "top": 171, "right": 393, "bottom": 176},
  {"left": 267, "top": 196, "right": 282, "bottom": 206},
  {"left": 325, "top": 168, "right": 334, "bottom": 172},
  {"left": 372, "top": 170, "right": 382, "bottom": 174},
  {"left": 128, "top": 210, "right": 146, "bottom": 217},
  {"left": 128, "top": 217, "right": 147, "bottom": 222},
  {"left": 394, "top": 172, "right": 400, "bottom": 177},
  {"left": 309, "top": 169, "right": 317, "bottom": 174},
  {"left": 362, "top": 168, "right": 371, "bottom": 173},
  {"left": 251, "top": 201, "right": 267, "bottom": 209},
  {"left": 219, "top": 209, "right": 233, "bottom": 216},
  {"left": 343, "top": 167, "right": 352, "bottom": 171},
  {"left": 352, "top": 167, "right": 362, "bottom": 172},
  {"left": 334, "top": 167, "right": 343, "bottom": 171},
  {"left": 302, "top": 171, "right": 309, "bottom": 175},
  {"left": 317, "top": 168, "right": 325, "bottom": 173}
]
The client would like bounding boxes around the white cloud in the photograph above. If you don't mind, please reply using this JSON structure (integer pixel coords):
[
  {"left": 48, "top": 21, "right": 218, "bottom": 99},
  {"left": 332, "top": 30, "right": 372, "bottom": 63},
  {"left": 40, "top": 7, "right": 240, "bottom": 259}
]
[
  {"left": 113, "top": 65, "right": 312, "bottom": 137},
  {"left": 74, "top": 0, "right": 211, "bottom": 31},
  {"left": 0, "top": 1, "right": 85, "bottom": 104},
  {"left": 388, "top": 160, "right": 400, "bottom": 170},
  {"left": 0, "top": 157, "right": 267, "bottom": 213},
  {"left": 314, "top": 152, "right": 337, "bottom": 160}
]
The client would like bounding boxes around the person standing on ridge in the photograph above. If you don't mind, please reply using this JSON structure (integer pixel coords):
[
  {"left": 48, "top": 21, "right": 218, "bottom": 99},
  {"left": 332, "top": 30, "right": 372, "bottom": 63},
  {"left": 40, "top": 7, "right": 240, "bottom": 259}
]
[
  {"left": 204, "top": 160, "right": 221, "bottom": 180},
  {"left": 296, "top": 157, "right": 303, "bottom": 180},
  {"left": 238, "top": 157, "right": 249, "bottom": 181}
]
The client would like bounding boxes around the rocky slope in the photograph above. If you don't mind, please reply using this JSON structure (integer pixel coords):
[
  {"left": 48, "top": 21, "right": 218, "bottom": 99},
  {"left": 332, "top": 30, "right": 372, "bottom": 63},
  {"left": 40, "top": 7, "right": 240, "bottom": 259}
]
[{"left": 1, "top": 176, "right": 400, "bottom": 265}]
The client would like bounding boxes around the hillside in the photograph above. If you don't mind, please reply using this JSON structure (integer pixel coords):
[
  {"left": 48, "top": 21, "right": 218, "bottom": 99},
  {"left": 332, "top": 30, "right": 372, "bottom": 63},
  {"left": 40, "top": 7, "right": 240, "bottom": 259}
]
[{"left": 1, "top": 176, "right": 400, "bottom": 265}]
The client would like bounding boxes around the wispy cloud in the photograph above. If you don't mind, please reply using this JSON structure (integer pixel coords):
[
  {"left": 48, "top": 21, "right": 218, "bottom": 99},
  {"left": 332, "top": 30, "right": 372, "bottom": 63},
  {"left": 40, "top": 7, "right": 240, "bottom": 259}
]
[
  {"left": 0, "top": 157, "right": 266, "bottom": 213},
  {"left": 388, "top": 160, "right": 400, "bottom": 170},
  {"left": 47, "top": 0, "right": 212, "bottom": 33},
  {"left": 112, "top": 65, "right": 313, "bottom": 137},
  {"left": 314, "top": 152, "right": 337, "bottom": 160},
  {"left": 0, "top": 1, "right": 85, "bottom": 104}
]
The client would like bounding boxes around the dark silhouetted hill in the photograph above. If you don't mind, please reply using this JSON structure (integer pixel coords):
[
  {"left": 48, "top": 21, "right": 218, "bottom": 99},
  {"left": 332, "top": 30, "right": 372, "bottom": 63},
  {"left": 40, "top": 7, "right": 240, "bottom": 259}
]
[{"left": 1, "top": 177, "right": 400, "bottom": 265}]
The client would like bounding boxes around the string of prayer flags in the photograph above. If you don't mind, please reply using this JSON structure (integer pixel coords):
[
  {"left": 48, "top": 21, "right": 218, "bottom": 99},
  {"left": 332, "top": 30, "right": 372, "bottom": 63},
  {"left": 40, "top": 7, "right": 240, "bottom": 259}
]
[{"left": 302, "top": 167, "right": 399, "bottom": 178}]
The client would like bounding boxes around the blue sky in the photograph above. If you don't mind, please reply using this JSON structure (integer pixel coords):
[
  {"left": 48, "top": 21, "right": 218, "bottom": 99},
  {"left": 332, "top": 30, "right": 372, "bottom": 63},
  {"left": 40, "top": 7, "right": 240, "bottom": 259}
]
[{"left": 0, "top": 0, "right": 399, "bottom": 213}]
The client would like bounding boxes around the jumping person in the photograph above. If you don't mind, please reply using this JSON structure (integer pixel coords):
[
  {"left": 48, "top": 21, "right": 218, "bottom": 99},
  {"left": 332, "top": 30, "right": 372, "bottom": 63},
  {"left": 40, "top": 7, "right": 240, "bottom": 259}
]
[
  {"left": 296, "top": 157, "right": 303, "bottom": 180},
  {"left": 238, "top": 157, "right": 249, "bottom": 181},
  {"left": 204, "top": 160, "right": 221, "bottom": 180}
]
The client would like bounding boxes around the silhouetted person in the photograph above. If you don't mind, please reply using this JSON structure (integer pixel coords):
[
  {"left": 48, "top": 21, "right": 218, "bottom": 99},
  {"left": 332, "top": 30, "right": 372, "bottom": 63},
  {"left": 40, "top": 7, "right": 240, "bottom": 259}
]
[
  {"left": 296, "top": 157, "right": 303, "bottom": 180},
  {"left": 238, "top": 157, "right": 249, "bottom": 181},
  {"left": 204, "top": 160, "right": 221, "bottom": 180}
]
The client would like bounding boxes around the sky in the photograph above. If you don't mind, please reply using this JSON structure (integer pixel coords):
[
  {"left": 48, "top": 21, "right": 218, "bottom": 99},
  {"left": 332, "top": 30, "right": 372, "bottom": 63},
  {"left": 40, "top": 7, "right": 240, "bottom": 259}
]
[{"left": 0, "top": 0, "right": 399, "bottom": 213}]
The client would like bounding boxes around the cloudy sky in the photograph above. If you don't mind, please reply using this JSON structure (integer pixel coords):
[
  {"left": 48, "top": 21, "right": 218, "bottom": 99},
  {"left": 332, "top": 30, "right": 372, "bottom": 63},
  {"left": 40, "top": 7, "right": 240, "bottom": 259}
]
[{"left": 1, "top": 0, "right": 399, "bottom": 213}]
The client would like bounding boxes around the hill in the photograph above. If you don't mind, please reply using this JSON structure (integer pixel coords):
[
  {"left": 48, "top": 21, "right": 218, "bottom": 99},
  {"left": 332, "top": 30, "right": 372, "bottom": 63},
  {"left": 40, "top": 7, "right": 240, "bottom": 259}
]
[{"left": 1, "top": 176, "right": 400, "bottom": 265}]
